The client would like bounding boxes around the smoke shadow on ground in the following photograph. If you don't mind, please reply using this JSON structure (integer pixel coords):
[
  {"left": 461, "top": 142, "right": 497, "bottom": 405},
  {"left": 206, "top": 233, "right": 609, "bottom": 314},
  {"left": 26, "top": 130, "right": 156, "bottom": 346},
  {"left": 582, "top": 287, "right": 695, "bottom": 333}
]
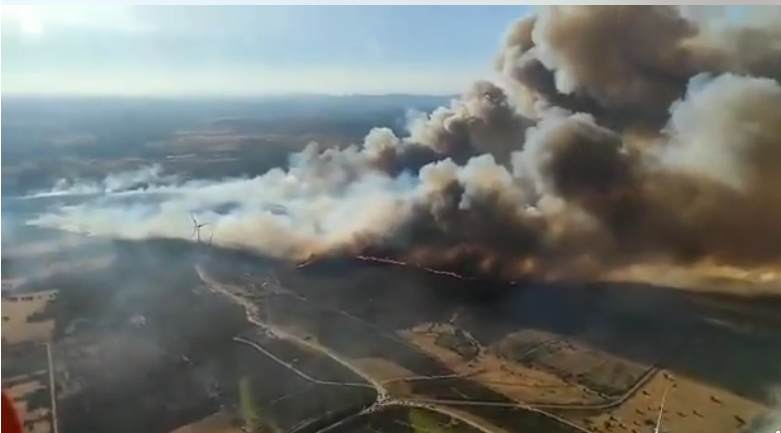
[
  {"left": 53, "top": 237, "right": 778, "bottom": 407},
  {"left": 285, "top": 257, "right": 781, "bottom": 406},
  {"left": 13, "top": 238, "right": 253, "bottom": 433},
  {"left": 37, "top": 237, "right": 775, "bottom": 432}
]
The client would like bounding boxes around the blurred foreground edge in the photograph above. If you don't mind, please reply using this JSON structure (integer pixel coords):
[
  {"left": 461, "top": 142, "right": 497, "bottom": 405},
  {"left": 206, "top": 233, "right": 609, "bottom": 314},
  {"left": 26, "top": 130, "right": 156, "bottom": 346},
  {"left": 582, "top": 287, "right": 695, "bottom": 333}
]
[{"left": 2, "top": 390, "right": 23, "bottom": 433}]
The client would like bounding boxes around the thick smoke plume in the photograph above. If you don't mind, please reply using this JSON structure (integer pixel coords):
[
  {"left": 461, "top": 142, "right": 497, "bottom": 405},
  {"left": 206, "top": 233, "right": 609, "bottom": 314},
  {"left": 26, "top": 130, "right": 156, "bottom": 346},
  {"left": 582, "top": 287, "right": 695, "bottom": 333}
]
[{"left": 28, "top": 6, "right": 781, "bottom": 281}]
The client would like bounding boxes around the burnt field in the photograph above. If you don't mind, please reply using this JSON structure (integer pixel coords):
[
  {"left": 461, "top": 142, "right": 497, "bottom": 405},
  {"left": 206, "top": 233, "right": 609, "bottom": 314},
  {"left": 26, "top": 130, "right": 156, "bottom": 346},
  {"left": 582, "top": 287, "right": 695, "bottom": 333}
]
[
  {"left": 8, "top": 239, "right": 378, "bottom": 433},
  {"left": 229, "top": 329, "right": 376, "bottom": 433},
  {"left": 2, "top": 341, "right": 50, "bottom": 378},
  {"left": 276, "top": 257, "right": 781, "bottom": 407},
  {"left": 7, "top": 236, "right": 779, "bottom": 433},
  {"left": 262, "top": 291, "right": 523, "bottom": 403},
  {"left": 200, "top": 252, "right": 525, "bottom": 402},
  {"left": 235, "top": 290, "right": 592, "bottom": 433},
  {"left": 48, "top": 246, "right": 249, "bottom": 433}
]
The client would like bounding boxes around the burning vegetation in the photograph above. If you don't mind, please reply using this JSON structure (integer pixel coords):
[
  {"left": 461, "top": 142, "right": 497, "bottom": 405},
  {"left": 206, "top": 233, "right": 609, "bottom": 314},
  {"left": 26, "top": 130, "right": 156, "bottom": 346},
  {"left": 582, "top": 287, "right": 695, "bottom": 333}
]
[{"left": 28, "top": 6, "right": 781, "bottom": 282}]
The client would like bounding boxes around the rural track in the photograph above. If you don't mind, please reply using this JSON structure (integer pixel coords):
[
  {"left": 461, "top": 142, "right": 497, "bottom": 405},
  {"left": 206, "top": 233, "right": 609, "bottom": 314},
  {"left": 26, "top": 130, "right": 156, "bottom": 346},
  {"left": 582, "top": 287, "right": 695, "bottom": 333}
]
[
  {"left": 195, "top": 262, "right": 615, "bottom": 433},
  {"left": 234, "top": 336, "right": 377, "bottom": 391},
  {"left": 196, "top": 264, "right": 389, "bottom": 399},
  {"left": 531, "top": 365, "right": 661, "bottom": 412},
  {"left": 47, "top": 342, "right": 60, "bottom": 433},
  {"left": 290, "top": 258, "right": 666, "bottom": 414},
  {"left": 198, "top": 263, "right": 508, "bottom": 433},
  {"left": 264, "top": 265, "right": 659, "bottom": 413},
  {"left": 380, "top": 370, "right": 485, "bottom": 386}
]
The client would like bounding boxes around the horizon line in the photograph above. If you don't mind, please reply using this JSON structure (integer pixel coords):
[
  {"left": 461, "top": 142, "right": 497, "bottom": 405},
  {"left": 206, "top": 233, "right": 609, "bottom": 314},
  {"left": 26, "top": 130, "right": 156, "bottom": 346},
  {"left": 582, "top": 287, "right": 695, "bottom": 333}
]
[{"left": 1, "top": 91, "right": 460, "bottom": 100}]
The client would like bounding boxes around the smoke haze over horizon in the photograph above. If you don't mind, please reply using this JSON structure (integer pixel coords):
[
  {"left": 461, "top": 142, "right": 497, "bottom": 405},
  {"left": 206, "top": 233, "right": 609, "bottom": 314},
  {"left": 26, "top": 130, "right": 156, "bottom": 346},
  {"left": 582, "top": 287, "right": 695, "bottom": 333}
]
[{"left": 26, "top": 6, "right": 781, "bottom": 282}]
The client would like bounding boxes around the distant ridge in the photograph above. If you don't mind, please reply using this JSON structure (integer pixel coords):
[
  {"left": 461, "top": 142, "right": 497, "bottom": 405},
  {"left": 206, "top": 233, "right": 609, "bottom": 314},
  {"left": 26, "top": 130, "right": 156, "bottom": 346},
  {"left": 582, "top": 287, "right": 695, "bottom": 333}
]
[{"left": 2, "top": 93, "right": 458, "bottom": 102}]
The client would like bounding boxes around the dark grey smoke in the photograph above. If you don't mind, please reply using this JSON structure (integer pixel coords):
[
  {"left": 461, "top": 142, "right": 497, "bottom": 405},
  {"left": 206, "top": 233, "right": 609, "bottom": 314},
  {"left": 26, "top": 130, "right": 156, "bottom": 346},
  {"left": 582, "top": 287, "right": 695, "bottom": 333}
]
[{"left": 29, "top": 6, "right": 781, "bottom": 280}]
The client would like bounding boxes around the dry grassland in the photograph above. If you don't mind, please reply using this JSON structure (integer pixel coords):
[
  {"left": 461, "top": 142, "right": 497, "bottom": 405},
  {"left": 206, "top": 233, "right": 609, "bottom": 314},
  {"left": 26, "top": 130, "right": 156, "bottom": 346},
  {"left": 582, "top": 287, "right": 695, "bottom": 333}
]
[
  {"left": 402, "top": 326, "right": 607, "bottom": 406},
  {"left": 577, "top": 371, "right": 765, "bottom": 433},
  {"left": 6, "top": 379, "right": 53, "bottom": 433},
  {"left": 2, "top": 290, "right": 57, "bottom": 343}
]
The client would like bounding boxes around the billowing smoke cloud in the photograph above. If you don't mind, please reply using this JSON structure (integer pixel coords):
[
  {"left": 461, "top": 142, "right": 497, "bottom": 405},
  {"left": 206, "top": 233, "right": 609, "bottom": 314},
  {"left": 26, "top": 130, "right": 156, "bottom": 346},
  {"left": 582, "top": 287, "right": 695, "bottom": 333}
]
[
  {"left": 24, "top": 164, "right": 182, "bottom": 199},
  {"left": 29, "top": 6, "right": 781, "bottom": 281}
]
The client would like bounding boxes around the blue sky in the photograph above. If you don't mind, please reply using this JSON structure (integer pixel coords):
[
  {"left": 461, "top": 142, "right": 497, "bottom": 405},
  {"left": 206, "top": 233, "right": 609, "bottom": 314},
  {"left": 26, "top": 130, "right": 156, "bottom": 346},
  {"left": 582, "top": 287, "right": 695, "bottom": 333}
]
[{"left": 1, "top": 6, "right": 531, "bottom": 96}]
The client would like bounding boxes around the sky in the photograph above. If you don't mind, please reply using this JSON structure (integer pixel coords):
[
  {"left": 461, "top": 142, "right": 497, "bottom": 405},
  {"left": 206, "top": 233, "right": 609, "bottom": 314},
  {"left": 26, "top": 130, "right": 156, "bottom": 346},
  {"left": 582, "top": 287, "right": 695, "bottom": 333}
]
[{"left": 1, "top": 5, "right": 531, "bottom": 96}]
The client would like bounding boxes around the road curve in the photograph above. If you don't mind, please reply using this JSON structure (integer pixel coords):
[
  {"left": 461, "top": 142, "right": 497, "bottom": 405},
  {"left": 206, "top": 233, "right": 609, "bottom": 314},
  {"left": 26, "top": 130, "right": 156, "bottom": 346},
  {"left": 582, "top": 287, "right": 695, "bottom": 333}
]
[
  {"left": 234, "top": 336, "right": 376, "bottom": 391},
  {"left": 197, "top": 264, "right": 510, "bottom": 433},
  {"left": 197, "top": 264, "right": 592, "bottom": 433},
  {"left": 237, "top": 331, "right": 501, "bottom": 433},
  {"left": 196, "top": 264, "right": 390, "bottom": 399}
]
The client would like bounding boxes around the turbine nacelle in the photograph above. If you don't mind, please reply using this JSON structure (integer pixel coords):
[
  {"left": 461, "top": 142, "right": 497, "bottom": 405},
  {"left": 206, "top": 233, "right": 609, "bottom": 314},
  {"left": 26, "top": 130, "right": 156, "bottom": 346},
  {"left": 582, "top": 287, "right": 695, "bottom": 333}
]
[{"left": 189, "top": 213, "right": 211, "bottom": 244}]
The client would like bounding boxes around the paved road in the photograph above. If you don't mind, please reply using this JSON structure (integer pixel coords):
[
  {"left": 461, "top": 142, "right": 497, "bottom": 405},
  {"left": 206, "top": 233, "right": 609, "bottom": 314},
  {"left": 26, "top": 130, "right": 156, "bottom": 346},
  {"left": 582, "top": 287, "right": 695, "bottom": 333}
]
[
  {"left": 255, "top": 269, "right": 637, "bottom": 412},
  {"left": 292, "top": 257, "right": 658, "bottom": 413},
  {"left": 313, "top": 393, "right": 507, "bottom": 433},
  {"left": 198, "top": 264, "right": 507, "bottom": 433},
  {"left": 46, "top": 342, "right": 60, "bottom": 433},
  {"left": 234, "top": 336, "right": 376, "bottom": 391},
  {"left": 197, "top": 264, "right": 593, "bottom": 433},
  {"left": 275, "top": 269, "right": 663, "bottom": 414},
  {"left": 380, "top": 370, "right": 485, "bottom": 387},
  {"left": 261, "top": 270, "right": 488, "bottom": 385},
  {"left": 197, "top": 265, "right": 389, "bottom": 401}
]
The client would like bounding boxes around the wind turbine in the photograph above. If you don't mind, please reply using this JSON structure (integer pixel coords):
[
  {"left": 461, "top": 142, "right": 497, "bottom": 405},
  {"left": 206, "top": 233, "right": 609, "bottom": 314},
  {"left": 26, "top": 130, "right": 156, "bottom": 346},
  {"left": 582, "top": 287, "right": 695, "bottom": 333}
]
[{"left": 190, "top": 213, "right": 210, "bottom": 244}]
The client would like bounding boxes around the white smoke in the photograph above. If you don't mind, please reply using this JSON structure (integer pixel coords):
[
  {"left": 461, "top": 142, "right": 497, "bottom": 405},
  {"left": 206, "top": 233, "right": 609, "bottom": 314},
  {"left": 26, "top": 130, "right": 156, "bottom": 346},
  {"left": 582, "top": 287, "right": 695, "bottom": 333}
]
[
  {"left": 28, "top": 146, "right": 534, "bottom": 260},
  {"left": 23, "top": 164, "right": 181, "bottom": 199},
  {"left": 25, "top": 6, "right": 781, "bottom": 275}
]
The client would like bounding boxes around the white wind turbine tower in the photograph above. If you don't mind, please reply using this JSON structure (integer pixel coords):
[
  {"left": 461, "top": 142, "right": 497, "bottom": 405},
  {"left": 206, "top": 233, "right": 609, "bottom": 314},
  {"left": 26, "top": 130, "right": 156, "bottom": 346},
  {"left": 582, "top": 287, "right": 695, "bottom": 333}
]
[{"left": 189, "top": 213, "right": 210, "bottom": 244}]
